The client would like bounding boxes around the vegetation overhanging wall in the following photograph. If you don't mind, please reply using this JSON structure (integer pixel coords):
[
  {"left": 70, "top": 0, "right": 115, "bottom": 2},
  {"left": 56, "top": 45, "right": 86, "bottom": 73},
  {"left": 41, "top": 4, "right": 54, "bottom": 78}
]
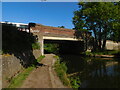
[{"left": 2, "top": 24, "right": 41, "bottom": 88}]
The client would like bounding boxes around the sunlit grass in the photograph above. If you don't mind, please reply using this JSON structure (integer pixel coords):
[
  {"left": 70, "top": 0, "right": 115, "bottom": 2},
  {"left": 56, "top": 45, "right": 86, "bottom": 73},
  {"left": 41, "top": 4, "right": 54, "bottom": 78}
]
[
  {"left": 8, "top": 67, "right": 34, "bottom": 88},
  {"left": 7, "top": 55, "right": 45, "bottom": 88}
]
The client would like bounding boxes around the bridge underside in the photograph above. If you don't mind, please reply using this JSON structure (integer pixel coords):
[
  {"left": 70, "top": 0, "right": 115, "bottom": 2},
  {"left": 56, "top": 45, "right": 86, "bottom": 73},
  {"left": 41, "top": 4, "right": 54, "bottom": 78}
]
[{"left": 43, "top": 39, "right": 84, "bottom": 54}]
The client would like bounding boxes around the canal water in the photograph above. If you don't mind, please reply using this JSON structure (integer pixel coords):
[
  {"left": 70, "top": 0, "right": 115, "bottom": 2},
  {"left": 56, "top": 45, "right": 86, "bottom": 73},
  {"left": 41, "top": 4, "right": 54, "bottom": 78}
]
[{"left": 59, "top": 55, "right": 120, "bottom": 88}]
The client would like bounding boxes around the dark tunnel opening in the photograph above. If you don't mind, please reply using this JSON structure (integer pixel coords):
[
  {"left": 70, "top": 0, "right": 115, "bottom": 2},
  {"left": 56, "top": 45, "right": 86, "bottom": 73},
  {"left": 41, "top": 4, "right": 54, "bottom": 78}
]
[{"left": 44, "top": 39, "right": 84, "bottom": 55}]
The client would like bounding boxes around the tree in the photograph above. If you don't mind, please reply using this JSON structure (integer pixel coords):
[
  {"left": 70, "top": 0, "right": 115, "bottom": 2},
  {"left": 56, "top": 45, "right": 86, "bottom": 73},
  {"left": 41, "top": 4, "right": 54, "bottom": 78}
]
[
  {"left": 73, "top": 2, "right": 119, "bottom": 51},
  {"left": 58, "top": 26, "right": 65, "bottom": 28},
  {"left": 110, "top": 2, "right": 120, "bottom": 42}
]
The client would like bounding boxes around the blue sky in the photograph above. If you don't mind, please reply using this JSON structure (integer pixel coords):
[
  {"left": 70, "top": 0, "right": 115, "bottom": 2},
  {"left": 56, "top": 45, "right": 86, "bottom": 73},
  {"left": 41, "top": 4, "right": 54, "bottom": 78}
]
[
  {"left": 2, "top": 2, "right": 79, "bottom": 29},
  {"left": 0, "top": 2, "right": 2, "bottom": 21}
]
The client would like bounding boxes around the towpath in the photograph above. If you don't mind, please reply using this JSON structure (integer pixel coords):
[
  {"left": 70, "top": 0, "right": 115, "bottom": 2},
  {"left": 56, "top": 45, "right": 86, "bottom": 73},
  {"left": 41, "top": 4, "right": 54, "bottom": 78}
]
[{"left": 21, "top": 54, "right": 67, "bottom": 88}]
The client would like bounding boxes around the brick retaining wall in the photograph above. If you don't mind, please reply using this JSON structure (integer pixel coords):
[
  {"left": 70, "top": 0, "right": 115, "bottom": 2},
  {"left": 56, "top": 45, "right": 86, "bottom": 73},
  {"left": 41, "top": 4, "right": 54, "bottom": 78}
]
[{"left": 2, "top": 50, "right": 41, "bottom": 88}]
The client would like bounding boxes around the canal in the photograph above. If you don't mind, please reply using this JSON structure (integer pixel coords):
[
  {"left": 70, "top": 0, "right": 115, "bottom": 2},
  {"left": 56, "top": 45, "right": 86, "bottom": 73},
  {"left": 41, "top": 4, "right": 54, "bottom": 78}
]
[{"left": 59, "top": 54, "right": 120, "bottom": 88}]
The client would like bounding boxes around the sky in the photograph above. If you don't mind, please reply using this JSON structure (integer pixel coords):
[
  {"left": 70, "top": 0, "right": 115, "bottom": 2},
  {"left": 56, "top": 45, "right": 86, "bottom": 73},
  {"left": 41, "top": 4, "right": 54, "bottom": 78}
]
[
  {"left": 0, "top": 2, "right": 2, "bottom": 22},
  {"left": 2, "top": 2, "right": 79, "bottom": 29},
  {"left": 2, "top": 0, "right": 79, "bottom": 2}
]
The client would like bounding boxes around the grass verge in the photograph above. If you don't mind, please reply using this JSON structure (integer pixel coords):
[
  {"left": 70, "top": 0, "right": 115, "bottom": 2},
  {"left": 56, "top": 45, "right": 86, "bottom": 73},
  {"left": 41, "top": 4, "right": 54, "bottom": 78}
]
[
  {"left": 8, "top": 55, "right": 45, "bottom": 88},
  {"left": 37, "top": 55, "right": 45, "bottom": 62},
  {"left": 8, "top": 67, "right": 34, "bottom": 88},
  {"left": 53, "top": 56, "right": 71, "bottom": 87},
  {"left": 85, "top": 50, "right": 120, "bottom": 56},
  {"left": 53, "top": 55, "right": 81, "bottom": 88}
]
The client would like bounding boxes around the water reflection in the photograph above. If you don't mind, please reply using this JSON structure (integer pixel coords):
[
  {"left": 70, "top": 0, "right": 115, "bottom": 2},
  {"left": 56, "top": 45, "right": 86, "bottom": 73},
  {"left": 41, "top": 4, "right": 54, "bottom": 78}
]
[{"left": 59, "top": 55, "right": 120, "bottom": 88}]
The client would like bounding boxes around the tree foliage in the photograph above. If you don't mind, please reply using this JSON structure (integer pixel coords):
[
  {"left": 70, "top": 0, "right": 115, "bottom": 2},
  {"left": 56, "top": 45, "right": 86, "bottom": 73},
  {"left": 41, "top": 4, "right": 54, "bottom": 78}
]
[
  {"left": 58, "top": 26, "right": 65, "bottom": 28},
  {"left": 73, "top": 2, "right": 120, "bottom": 51}
]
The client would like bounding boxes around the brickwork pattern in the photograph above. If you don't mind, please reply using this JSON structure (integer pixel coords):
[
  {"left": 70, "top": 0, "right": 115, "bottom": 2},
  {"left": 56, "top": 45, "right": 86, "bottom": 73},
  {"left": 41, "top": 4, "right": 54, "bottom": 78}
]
[{"left": 30, "top": 24, "right": 76, "bottom": 38}]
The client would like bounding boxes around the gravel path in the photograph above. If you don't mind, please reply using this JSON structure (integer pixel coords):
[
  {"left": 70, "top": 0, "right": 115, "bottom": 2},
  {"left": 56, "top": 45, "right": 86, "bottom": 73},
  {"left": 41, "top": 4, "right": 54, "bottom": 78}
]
[{"left": 21, "top": 54, "right": 67, "bottom": 88}]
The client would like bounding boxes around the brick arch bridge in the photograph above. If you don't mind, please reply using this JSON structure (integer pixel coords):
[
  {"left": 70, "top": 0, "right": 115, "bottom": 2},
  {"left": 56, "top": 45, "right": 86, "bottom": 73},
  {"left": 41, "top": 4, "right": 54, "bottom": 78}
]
[{"left": 29, "top": 23, "right": 90, "bottom": 55}]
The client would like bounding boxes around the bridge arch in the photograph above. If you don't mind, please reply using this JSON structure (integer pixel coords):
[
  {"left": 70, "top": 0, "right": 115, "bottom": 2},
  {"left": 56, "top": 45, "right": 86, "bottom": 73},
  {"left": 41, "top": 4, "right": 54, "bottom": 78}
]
[{"left": 29, "top": 23, "right": 86, "bottom": 55}]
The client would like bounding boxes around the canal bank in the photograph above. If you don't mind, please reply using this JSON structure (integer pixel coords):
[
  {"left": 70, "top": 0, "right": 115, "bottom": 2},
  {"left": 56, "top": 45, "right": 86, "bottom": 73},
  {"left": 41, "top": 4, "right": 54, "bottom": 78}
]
[
  {"left": 56, "top": 54, "right": 120, "bottom": 88},
  {"left": 6, "top": 53, "right": 120, "bottom": 88},
  {"left": 85, "top": 50, "right": 120, "bottom": 58}
]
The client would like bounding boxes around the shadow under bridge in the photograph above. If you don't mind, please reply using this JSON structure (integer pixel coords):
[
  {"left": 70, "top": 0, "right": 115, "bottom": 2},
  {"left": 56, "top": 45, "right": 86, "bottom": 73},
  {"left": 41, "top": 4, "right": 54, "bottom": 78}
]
[{"left": 44, "top": 39, "right": 84, "bottom": 54}]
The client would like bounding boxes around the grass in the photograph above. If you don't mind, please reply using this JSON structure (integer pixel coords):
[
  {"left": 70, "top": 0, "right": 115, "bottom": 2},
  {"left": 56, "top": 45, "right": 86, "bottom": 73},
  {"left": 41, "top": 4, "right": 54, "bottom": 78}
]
[
  {"left": 54, "top": 55, "right": 81, "bottom": 88},
  {"left": 37, "top": 55, "right": 45, "bottom": 62},
  {"left": 8, "top": 67, "right": 34, "bottom": 88},
  {"left": 7, "top": 55, "right": 45, "bottom": 88},
  {"left": 85, "top": 50, "right": 120, "bottom": 56},
  {"left": 69, "top": 76, "right": 81, "bottom": 88},
  {"left": 54, "top": 56, "right": 71, "bottom": 87}
]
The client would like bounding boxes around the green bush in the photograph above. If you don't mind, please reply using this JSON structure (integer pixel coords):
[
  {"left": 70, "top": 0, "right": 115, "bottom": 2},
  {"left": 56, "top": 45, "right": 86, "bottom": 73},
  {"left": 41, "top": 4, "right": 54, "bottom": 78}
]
[
  {"left": 32, "top": 42, "right": 40, "bottom": 50},
  {"left": 69, "top": 76, "right": 81, "bottom": 88},
  {"left": 44, "top": 43, "right": 59, "bottom": 54}
]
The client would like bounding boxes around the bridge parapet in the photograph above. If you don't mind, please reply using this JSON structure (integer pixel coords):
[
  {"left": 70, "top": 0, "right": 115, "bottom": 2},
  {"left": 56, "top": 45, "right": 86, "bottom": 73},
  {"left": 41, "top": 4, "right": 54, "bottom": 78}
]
[
  {"left": 29, "top": 23, "right": 92, "bottom": 40},
  {"left": 29, "top": 23, "right": 76, "bottom": 38}
]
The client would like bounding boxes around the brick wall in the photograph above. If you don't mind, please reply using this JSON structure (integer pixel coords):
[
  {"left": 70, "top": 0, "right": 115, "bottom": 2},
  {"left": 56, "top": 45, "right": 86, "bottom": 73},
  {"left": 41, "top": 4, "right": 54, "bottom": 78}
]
[
  {"left": 30, "top": 24, "right": 75, "bottom": 37},
  {"left": 2, "top": 50, "right": 41, "bottom": 88}
]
